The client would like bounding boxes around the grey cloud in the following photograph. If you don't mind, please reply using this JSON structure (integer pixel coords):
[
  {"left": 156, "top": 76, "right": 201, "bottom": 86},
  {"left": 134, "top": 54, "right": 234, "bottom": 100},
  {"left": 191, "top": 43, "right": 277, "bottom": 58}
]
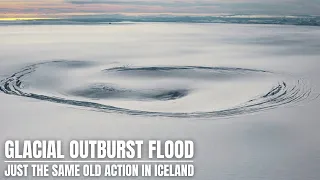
[
  {"left": 65, "top": 0, "right": 320, "bottom": 15},
  {"left": 67, "top": 0, "right": 217, "bottom": 7}
]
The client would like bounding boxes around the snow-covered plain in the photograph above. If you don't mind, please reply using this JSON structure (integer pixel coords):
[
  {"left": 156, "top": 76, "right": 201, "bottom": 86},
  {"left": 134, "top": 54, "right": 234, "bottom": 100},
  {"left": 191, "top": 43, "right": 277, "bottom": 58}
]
[{"left": 0, "top": 23, "right": 320, "bottom": 179}]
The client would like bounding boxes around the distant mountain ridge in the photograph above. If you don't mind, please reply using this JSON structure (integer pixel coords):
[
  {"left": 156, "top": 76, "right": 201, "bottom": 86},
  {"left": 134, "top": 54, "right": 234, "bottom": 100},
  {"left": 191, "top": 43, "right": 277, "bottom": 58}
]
[{"left": 1, "top": 15, "right": 319, "bottom": 26}]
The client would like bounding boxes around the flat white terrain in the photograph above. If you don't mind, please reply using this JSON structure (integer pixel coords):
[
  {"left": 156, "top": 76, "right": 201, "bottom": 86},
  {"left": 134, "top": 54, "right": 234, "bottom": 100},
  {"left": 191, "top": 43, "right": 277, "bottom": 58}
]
[{"left": 1, "top": 23, "right": 320, "bottom": 179}]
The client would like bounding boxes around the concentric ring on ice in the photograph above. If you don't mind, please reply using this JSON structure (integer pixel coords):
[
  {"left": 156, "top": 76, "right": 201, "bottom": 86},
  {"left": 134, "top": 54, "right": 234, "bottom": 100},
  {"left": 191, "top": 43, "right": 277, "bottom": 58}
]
[{"left": 0, "top": 60, "right": 317, "bottom": 118}]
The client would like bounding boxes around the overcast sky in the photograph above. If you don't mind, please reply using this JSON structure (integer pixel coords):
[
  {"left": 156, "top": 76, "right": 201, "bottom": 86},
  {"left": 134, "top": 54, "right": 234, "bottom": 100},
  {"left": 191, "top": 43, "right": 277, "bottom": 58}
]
[{"left": 1, "top": 0, "right": 320, "bottom": 18}]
